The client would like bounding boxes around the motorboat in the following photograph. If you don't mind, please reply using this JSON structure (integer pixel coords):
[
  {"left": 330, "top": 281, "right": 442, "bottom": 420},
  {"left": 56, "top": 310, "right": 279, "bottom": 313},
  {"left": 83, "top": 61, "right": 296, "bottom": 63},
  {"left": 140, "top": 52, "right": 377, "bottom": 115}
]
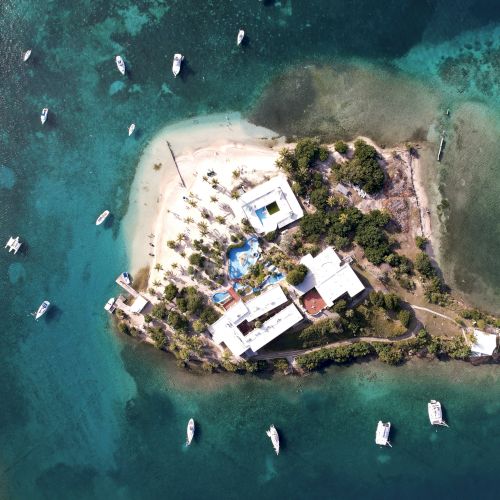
[
  {"left": 40, "top": 108, "right": 48, "bottom": 125},
  {"left": 375, "top": 421, "right": 392, "bottom": 447},
  {"left": 95, "top": 210, "right": 110, "bottom": 226},
  {"left": 428, "top": 400, "right": 449, "bottom": 427},
  {"left": 186, "top": 418, "right": 195, "bottom": 446},
  {"left": 128, "top": 123, "right": 136, "bottom": 136},
  {"left": 104, "top": 297, "right": 116, "bottom": 314},
  {"left": 237, "top": 29, "right": 245, "bottom": 46},
  {"left": 5, "top": 236, "right": 22, "bottom": 254},
  {"left": 172, "top": 53, "right": 184, "bottom": 77},
  {"left": 266, "top": 425, "right": 280, "bottom": 455},
  {"left": 34, "top": 300, "right": 50, "bottom": 320},
  {"left": 115, "top": 55, "right": 126, "bottom": 75},
  {"left": 23, "top": 50, "right": 32, "bottom": 62},
  {"left": 121, "top": 272, "right": 131, "bottom": 285}
]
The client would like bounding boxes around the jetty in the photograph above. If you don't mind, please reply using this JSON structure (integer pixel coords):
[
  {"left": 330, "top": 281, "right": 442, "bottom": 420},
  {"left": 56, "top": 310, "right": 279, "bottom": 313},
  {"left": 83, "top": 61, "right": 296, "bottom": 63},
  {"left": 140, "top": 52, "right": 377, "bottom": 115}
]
[
  {"left": 5, "top": 236, "right": 22, "bottom": 254},
  {"left": 437, "top": 135, "right": 445, "bottom": 162},
  {"left": 114, "top": 275, "right": 150, "bottom": 315}
]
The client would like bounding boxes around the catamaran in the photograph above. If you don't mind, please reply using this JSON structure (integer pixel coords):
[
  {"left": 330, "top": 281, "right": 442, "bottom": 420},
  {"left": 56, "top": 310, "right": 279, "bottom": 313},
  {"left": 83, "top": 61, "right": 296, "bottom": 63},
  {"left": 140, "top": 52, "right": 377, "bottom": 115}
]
[
  {"left": 428, "top": 400, "right": 449, "bottom": 427},
  {"left": 115, "top": 55, "right": 126, "bottom": 75},
  {"left": 375, "top": 421, "right": 392, "bottom": 447},
  {"left": 40, "top": 108, "right": 48, "bottom": 125},
  {"left": 186, "top": 418, "right": 195, "bottom": 446},
  {"left": 34, "top": 300, "right": 50, "bottom": 320},
  {"left": 95, "top": 210, "right": 110, "bottom": 226},
  {"left": 266, "top": 425, "right": 280, "bottom": 455},
  {"left": 237, "top": 29, "right": 245, "bottom": 46},
  {"left": 172, "top": 53, "right": 184, "bottom": 77},
  {"left": 128, "top": 123, "right": 136, "bottom": 136},
  {"left": 23, "top": 50, "right": 32, "bottom": 62},
  {"left": 5, "top": 236, "right": 22, "bottom": 254}
]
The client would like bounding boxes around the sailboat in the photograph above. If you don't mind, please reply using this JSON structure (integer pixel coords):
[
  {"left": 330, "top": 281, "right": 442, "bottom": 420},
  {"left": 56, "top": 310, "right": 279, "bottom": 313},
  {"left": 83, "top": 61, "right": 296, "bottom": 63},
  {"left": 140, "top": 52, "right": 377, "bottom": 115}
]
[
  {"left": 186, "top": 418, "right": 195, "bottom": 446},
  {"left": 23, "top": 50, "right": 32, "bottom": 62},
  {"left": 428, "top": 400, "right": 449, "bottom": 427},
  {"left": 237, "top": 29, "right": 245, "bottom": 46},
  {"left": 266, "top": 425, "right": 280, "bottom": 455},
  {"left": 172, "top": 53, "right": 184, "bottom": 77},
  {"left": 375, "top": 421, "right": 392, "bottom": 447},
  {"left": 95, "top": 210, "right": 110, "bottom": 226},
  {"left": 34, "top": 301, "right": 50, "bottom": 320},
  {"left": 40, "top": 108, "right": 48, "bottom": 124},
  {"left": 115, "top": 55, "right": 126, "bottom": 75},
  {"left": 128, "top": 123, "right": 136, "bottom": 136}
]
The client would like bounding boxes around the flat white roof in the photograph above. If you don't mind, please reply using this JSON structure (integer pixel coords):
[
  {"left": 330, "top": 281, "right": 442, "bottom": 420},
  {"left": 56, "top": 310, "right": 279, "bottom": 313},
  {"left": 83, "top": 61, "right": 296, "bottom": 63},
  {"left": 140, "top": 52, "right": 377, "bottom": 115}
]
[
  {"left": 130, "top": 295, "right": 149, "bottom": 314},
  {"left": 208, "top": 285, "right": 302, "bottom": 357},
  {"left": 471, "top": 329, "right": 497, "bottom": 356},
  {"left": 293, "top": 247, "right": 364, "bottom": 307},
  {"left": 235, "top": 175, "right": 303, "bottom": 234}
]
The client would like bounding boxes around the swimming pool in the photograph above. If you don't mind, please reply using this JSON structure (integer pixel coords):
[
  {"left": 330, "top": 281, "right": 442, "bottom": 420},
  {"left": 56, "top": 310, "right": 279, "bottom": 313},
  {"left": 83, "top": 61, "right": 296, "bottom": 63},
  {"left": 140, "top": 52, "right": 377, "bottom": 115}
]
[
  {"left": 255, "top": 206, "right": 268, "bottom": 222},
  {"left": 261, "top": 272, "right": 285, "bottom": 289},
  {"left": 212, "top": 291, "right": 231, "bottom": 303},
  {"left": 228, "top": 237, "right": 260, "bottom": 279}
]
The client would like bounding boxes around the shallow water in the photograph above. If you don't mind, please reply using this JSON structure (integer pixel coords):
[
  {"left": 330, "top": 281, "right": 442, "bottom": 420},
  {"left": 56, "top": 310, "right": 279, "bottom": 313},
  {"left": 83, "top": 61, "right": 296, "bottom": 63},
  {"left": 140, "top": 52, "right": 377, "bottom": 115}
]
[{"left": 1, "top": 0, "right": 500, "bottom": 498}]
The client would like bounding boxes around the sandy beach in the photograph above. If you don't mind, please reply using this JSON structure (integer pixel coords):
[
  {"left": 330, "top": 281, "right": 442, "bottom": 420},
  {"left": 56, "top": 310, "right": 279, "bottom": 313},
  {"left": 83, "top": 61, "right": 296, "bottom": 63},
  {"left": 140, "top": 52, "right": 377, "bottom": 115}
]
[{"left": 122, "top": 113, "right": 285, "bottom": 280}]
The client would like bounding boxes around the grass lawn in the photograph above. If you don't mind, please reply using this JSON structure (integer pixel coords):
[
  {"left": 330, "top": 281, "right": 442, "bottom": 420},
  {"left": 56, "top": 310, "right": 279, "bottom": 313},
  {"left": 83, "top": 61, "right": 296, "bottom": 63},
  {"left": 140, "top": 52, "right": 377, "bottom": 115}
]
[{"left": 266, "top": 201, "right": 280, "bottom": 215}]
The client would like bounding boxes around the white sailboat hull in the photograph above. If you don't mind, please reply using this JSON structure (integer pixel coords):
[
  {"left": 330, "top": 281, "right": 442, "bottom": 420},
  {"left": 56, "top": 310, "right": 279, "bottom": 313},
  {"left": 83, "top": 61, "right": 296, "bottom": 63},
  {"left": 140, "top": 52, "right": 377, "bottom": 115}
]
[
  {"left": 237, "top": 30, "right": 245, "bottom": 46},
  {"left": 266, "top": 425, "right": 280, "bottom": 455},
  {"left": 23, "top": 50, "right": 32, "bottom": 62},
  {"left": 186, "top": 418, "right": 195, "bottom": 446},
  {"left": 128, "top": 124, "right": 135, "bottom": 136},
  {"left": 35, "top": 301, "right": 50, "bottom": 320},
  {"left": 96, "top": 210, "right": 110, "bottom": 226}
]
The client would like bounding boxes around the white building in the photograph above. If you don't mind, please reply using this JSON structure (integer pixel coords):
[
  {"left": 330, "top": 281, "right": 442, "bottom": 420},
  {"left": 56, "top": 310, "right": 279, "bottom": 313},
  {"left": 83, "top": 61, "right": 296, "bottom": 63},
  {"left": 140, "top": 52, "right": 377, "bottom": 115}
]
[
  {"left": 470, "top": 329, "right": 498, "bottom": 356},
  {"left": 208, "top": 285, "right": 303, "bottom": 357},
  {"left": 292, "top": 247, "right": 365, "bottom": 314},
  {"left": 235, "top": 175, "right": 303, "bottom": 234}
]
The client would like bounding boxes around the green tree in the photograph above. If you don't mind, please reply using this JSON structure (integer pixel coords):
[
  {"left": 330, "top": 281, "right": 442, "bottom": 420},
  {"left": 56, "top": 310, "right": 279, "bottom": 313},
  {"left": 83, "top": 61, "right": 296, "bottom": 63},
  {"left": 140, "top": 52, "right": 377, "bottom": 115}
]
[
  {"left": 398, "top": 309, "right": 411, "bottom": 328},
  {"left": 415, "top": 252, "right": 435, "bottom": 278},
  {"left": 334, "top": 140, "right": 348, "bottom": 154},
  {"left": 189, "top": 253, "right": 205, "bottom": 267},
  {"left": 286, "top": 264, "right": 309, "bottom": 286},
  {"left": 151, "top": 302, "right": 168, "bottom": 320},
  {"left": 164, "top": 283, "right": 178, "bottom": 302}
]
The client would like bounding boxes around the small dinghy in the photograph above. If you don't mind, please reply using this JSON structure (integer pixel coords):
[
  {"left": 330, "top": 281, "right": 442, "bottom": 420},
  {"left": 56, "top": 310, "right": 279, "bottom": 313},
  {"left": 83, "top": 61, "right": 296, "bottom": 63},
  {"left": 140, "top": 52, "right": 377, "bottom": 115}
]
[
  {"left": 115, "top": 55, "right": 126, "bottom": 75},
  {"left": 172, "top": 53, "right": 184, "bottom": 77},
  {"left": 428, "top": 400, "right": 449, "bottom": 427},
  {"left": 128, "top": 123, "right": 135, "bottom": 136},
  {"left": 375, "top": 421, "right": 392, "bottom": 447},
  {"left": 23, "top": 50, "right": 32, "bottom": 62},
  {"left": 237, "top": 29, "right": 245, "bottom": 46},
  {"left": 266, "top": 425, "right": 280, "bottom": 455},
  {"left": 34, "top": 300, "right": 50, "bottom": 320},
  {"left": 96, "top": 210, "right": 110, "bottom": 226},
  {"left": 40, "top": 108, "right": 48, "bottom": 125},
  {"left": 186, "top": 418, "right": 195, "bottom": 446}
]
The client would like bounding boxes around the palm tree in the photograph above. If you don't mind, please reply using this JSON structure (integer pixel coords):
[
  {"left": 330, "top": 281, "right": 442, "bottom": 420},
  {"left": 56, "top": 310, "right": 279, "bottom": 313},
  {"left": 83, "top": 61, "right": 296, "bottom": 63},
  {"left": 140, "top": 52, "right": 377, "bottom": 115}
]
[
  {"left": 327, "top": 195, "right": 337, "bottom": 208},
  {"left": 210, "top": 195, "right": 218, "bottom": 203},
  {"left": 211, "top": 178, "right": 219, "bottom": 187},
  {"left": 184, "top": 216, "right": 194, "bottom": 224},
  {"left": 154, "top": 263, "right": 163, "bottom": 271},
  {"left": 197, "top": 221, "right": 209, "bottom": 237},
  {"left": 171, "top": 263, "right": 178, "bottom": 271},
  {"left": 176, "top": 233, "right": 186, "bottom": 243},
  {"left": 230, "top": 190, "right": 240, "bottom": 200},
  {"left": 339, "top": 213, "right": 349, "bottom": 225},
  {"left": 153, "top": 280, "right": 162, "bottom": 287},
  {"left": 187, "top": 199, "right": 197, "bottom": 208},
  {"left": 202, "top": 175, "right": 208, "bottom": 183},
  {"left": 232, "top": 169, "right": 241, "bottom": 179}
]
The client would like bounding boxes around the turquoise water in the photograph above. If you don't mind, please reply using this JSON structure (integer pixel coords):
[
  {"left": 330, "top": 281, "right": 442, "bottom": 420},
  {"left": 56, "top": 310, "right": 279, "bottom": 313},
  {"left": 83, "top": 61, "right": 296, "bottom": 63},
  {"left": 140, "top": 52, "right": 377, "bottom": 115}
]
[
  {"left": 212, "top": 291, "right": 231, "bottom": 304},
  {"left": 228, "top": 236, "right": 260, "bottom": 279},
  {"left": 1, "top": 0, "right": 500, "bottom": 498}
]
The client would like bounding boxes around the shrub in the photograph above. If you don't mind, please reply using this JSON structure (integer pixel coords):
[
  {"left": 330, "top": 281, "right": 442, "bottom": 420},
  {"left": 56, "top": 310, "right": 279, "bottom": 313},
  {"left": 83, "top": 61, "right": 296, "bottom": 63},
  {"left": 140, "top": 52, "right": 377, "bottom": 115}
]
[
  {"left": 398, "top": 309, "right": 411, "bottom": 328},
  {"left": 151, "top": 302, "right": 168, "bottom": 320},
  {"left": 273, "top": 358, "right": 289, "bottom": 373},
  {"left": 200, "top": 306, "right": 220, "bottom": 325},
  {"left": 375, "top": 344, "right": 404, "bottom": 365},
  {"left": 286, "top": 264, "right": 309, "bottom": 286},
  {"left": 415, "top": 236, "right": 428, "bottom": 250},
  {"left": 383, "top": 293, "right": 400, "bottom": 311},
  {"left": 164, "top": 283, "right": 179, "bottom": 302},
  {"left": 148, "top": 327, "right": 167, "bottom": 350},
  {"left": 299, "top": 318, "right": 343, "bottom": 348},
  {"left": 415, "top": 252, "right": 435, "bottom": 278},
  {"left": 318, "top": 146, "right": 329, "bottom": 162},
  {"left": 189, "top": 253, "right": 205, "bottom": 267},
  {"left": 310, "top": 187, "right": 330, "bottom": 210},
  {"left": 264, "top": 230, "right": 277, "bottom": 242},
  {"left": 193, "top": 320, "right": 206, "bottom": 333},
  {"left": 334, "top": 140, "right": 348, "bottom": 154},
  {"left": 167, "top": 311, "right": 188, "bottom": 332}
]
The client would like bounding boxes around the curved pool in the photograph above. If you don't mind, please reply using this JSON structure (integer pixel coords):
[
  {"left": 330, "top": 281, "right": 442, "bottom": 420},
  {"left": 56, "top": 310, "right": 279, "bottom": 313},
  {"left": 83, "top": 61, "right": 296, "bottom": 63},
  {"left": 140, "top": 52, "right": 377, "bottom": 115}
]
[
  {"left": 228, "top": 237, "right": 260, "bottom": 279},
  {"left": 212, "top": 291, "right": 231, "bottom": 303}
]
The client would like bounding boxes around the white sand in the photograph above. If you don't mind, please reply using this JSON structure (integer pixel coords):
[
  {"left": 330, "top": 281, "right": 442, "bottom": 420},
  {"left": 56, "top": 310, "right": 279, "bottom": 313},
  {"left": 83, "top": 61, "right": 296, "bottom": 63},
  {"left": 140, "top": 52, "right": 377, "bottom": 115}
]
[{"left": 122, "top": 113, "right": 284, "bottom": 281}]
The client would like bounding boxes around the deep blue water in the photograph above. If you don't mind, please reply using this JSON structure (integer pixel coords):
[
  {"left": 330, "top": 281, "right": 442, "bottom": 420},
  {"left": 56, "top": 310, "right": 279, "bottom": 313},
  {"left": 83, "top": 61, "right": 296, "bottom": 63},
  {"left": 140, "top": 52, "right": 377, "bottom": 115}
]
[{"left": 1, "top": 1, "right": 500, "bottom": 498}]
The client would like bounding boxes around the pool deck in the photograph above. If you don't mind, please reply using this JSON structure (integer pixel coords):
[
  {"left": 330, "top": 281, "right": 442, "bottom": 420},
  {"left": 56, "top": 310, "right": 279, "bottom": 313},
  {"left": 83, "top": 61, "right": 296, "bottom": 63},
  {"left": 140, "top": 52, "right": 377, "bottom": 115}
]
[{"left": 222, "top": 287, "right": 241, "bottom": 310}]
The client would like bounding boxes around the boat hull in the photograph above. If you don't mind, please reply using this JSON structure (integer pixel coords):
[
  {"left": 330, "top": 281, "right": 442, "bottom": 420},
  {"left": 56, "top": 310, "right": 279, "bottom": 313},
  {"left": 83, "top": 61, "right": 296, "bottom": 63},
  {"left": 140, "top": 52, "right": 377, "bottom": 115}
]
[
  {"left": 115, "top": 56, "right": 126, "bottom": 75},
  {"left": 35, "top": 301, "right": 50, "bottom": 320},
  {"left": 186, "top": 418, "right": 195, "bottom": 445},
  {"left": 96, "top": 210, "right": 110, "bottom": 225}
]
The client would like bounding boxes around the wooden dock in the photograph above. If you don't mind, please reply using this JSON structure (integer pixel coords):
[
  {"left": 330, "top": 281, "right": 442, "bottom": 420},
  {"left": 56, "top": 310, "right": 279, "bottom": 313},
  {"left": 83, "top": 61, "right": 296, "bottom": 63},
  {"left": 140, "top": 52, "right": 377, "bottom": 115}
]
[{"left": 115, "top": 275, "right": 139, "bottom": 298}]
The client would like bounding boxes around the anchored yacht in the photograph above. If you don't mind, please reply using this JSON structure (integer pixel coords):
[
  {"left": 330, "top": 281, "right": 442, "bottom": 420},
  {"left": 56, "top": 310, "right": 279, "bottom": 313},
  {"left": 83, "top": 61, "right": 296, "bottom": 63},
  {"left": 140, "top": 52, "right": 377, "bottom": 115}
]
[
  {"left": 186, "top": 418, "right": 195, "bottom": 446},
  {"left": 266, "top": 425, "right": 280, "bottom": 455},
  {"left": 23, "top": 50, "right": 32, "bottom": 62},
  {"left": 5, "top": 236, "right": 22, "bottom": 254},
  {"left": 115, "top": 55, "right": 126, "bottom": 75},
  {"left": 428, "top": 400, "right": 449, "bottom": 427},
  {"left": 128, "top": 123, "right": 136, "bottom": 136},
  {"left": 237, "top": 29, "right": 245, "bottom": 46},
  {"left": 40, "top": 108, "right": 48, "bottom": 124},
  {"left": 172, "top": 53, "right": 184, "bottom": 77},
  {"left": 375, "top": 421, "right": 392, "bottom": 447},
  {"left": 34, "top": 301, "right": 50, "bottom": 320},
  {"left": 96, "top": 210, "right": 110, "bottom": 226}
]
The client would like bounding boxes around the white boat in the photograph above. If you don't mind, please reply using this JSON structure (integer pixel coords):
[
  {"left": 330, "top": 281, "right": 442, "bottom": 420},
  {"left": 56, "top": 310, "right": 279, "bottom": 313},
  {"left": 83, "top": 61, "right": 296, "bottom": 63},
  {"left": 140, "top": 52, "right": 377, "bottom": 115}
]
[
  {"left": 104, "top": 297, "right": 116, "bottom": 314},
  {"left": 172, "top": 53, "right": 184, "bottom": 77},
  {"left": 428, "top": 400, "right": 449, "bottom": 427},
  {"left": 121, "top": 272, "right": 131, "bottom": 285},
  {"left": 266, "top": 424, "right": 280, "bottom": 455},
  {"left": 128, "top": 123, "right": 135, "bottom": 136},
  {"left": 115, "top": 55, "right": 126, "bottom": 75},
  {"left": 34, "top": 300, "right": 50, "bottom": 320},
  {"left": 95, "top": 210, "right": 110, "bottom": 226},
  {"left": 40, "top": 108, "right": 48, "bottom": 125},
  {"left": 5, "top": 236, "right": 22, "bottom": 254},
  {"left": 23, "top": 50, "right": 32, "bottom": 62},
  {"left": 186, "top": 418, "right": 195, "bottom": 446},
  {"left": 237, "top": 29, "right": 245, "bottom": 46},
  {"left": 375, "top": 421, "right": 392, "bottom": 447}
]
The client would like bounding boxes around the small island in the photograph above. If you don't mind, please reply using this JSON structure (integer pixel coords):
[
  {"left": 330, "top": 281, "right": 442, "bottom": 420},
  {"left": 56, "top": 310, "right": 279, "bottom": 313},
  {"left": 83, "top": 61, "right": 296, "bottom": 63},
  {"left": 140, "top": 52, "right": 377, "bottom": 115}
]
[{"left": 112, "top": 115, "right": 499, "bottom": 374}]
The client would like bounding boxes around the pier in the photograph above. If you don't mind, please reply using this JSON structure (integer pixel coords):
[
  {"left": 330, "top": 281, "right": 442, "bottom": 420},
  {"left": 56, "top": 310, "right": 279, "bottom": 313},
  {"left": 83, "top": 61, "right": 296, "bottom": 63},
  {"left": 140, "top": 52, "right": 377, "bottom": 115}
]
[{"left": 115, "top": 275, "right": 139, "bottom": 297}]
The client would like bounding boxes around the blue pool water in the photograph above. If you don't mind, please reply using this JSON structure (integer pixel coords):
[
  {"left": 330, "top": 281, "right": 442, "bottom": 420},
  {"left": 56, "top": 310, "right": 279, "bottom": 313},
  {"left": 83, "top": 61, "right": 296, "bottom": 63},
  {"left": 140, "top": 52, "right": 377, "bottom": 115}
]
[
  {"left": 228, "top": 237, "right": 260, "bottom": 279},
  {"left": 255, "top": 206, "right": 268, "bottom": 222},
  {"left": 212, "top": 291, "right": 230, "bottom": 303},
  {"left": 261, "top": 272, "right": 285, "bottom": 289}
]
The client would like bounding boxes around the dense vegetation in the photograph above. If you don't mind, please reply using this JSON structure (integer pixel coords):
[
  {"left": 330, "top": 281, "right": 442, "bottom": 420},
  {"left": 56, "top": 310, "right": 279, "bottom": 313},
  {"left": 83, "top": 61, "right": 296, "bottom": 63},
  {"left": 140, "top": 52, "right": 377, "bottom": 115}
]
[{"left": 414, "top": 251, "right": 449, "bottom": 305}]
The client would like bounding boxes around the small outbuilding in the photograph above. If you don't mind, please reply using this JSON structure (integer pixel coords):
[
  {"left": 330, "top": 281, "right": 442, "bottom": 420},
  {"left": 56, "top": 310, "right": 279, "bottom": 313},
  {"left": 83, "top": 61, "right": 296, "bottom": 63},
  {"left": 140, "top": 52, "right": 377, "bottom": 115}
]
[{"left": 470, "top": 329, "right": 498, "bottom": 356}]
